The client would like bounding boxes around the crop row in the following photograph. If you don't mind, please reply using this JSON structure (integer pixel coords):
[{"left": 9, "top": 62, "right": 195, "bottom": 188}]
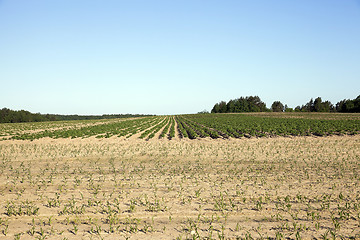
[
  {"left": 159, "top": 117, "right": 171, "bottom": 139},
  {"left": 3, "top": 113, "right": 360, "bottom": 141},
  {"left": 9, "top": 117, "right": 157, "bottom": 140},
  {"left": 183, "top": 113, "right": 360, "bottom": 138},
  {"left": 168, "top": 117, "right": 175, "bottom": 139},
  {"left": 7, "top": 116, "right": 174, "bottom": 141},
  {"left": 122, "top": 116, "right": 163, "bottom": 138},
  {"left": 175, "top": 116, "right": 221, "bottom": 139},
  {"left": 152, "top": 116, "right": 176, "bottom": 140},
  {"left": 139, "top": 117, "right": 169, "bottom": 140}
]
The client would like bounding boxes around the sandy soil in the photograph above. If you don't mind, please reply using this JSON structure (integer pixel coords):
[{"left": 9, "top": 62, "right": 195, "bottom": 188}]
[
  {"left": 0, "top": 118, "right": 142, "bottom": 141},
  {"left": 0, "top": 136, "right": 359, "bottom": 239}
]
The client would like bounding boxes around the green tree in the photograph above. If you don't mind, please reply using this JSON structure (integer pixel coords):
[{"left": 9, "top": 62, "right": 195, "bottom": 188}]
[
  {"left": 284, "top": 105, "right": 293, "bottom": 112},
  {"left": 335, "top": 96, "right": 360, "bottom": 113},
  {"left": 219, "top": 101, "right": 227, "bottom": 113},
  {"left": 235, "top": 97, "right": 249, "bottom": 112},
  {"left": 211, "top": 103, "right": 220, "bottom": 113},
  {"left": 354, "top": 95, "right": 360, "bottom": 112},
  {"left": 247, "top": 96, "right": 267, "bottom": 112},
  {"left": 304, "top": 98, "right": 314, "bottom": 112},
  {"left": 313, "top": 97, "right": 323, "bottom": 112},
  {"left": 226, "top": 100, "right": 236, "bottom": 113},
  {"left": 271, "top": 101, "right": 284, "bottom": 112}
]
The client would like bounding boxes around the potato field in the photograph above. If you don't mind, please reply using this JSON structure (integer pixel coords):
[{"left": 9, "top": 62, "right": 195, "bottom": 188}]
[
  {"left": 0, "top": 113, "right": 360, "bottom": 239},
  {"left": 1, "top": 113, "right": 359, "bottom": 141}
]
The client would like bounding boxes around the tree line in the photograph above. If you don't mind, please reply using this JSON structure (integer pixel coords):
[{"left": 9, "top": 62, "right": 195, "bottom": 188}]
[
  {"left": 211, "top": 96, "right": 268, "bottom": 113},
  {"left": 52, "top": 114, "right": 153, "bottom": 121},
  {"left": 0, "top": 108, "right": 152, "bottom": 123},
  {"left": 211, "top": 95, "right": 360, "bottom": 113}
]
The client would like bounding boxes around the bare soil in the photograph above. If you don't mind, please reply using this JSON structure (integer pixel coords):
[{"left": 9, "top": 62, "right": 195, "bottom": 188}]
[{"left": 0, "top": 136, "right": 359, "bottom": 239}]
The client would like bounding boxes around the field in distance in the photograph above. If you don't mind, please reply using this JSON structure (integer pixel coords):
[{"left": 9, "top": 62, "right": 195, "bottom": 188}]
[
  {"left": 1, "top": 112, "right": 359, "bottom": 141},
  {"left": 0, "top": 113, "right": 360, "bottom": 239}
]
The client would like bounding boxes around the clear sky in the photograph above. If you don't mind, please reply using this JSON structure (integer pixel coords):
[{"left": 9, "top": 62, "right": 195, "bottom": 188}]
[{"left": 1, "top": 0, "right": 359, "bottom": 115}]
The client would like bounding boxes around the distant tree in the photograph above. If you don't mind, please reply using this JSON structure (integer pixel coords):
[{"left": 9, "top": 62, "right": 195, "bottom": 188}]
[
  {"left": 226, "top": 100, "right": 236, "bottom": 113},
  {"left": 210, "top": 95, "right": 360, "bottom": 114},
  {"left": 336, "top": 100, "right": 345, "bottom": 112},
  {"left": 211, "top": 101, "right": 227, "bottom": 113},
  {"left": 323, "top": 100, "right": 334, "bottom": 112},
  {"left": 304, "top": 98, "right": 314, "bottom": 112},
  {"left": 344, "top": 100, "right": 355, "bottom": 112},
  {"left": 0, "top": 108, "right": 151, "bottom": 123},
  {"left": 313, "top": 97, "right": 333, "bottom": 112},
  {"left": 218, "top": 101, "right": 227, "bottom": 113},
  {"left": 247, "top": 96, "right": 267, "bottom": 112},
  {"left": 0, "top": 108, "right": 10, "bottom": 123},
  {"left": 284, "top": 104, "right": 293, "bottom": 112},
  {"left": 0, "top": 108, "right": 52, "bottom": 123},
  {"left": 355, "top": 95, "right": 360, "bottom": 112},
  {"left": 336, "top": 96, "right": 360, "bottom": 112},
  {"left": 211, "top": 103, "right": 220, "bottom": 113},
  {"left": 235, "top": 97, "right": 249, "bottom": 112},
  {"left": 298, "top": 97, "right": 334, "bottom": 112},
  {"left": 211, "top": 96, "right": 269, "bottom": 113},
  {"left": 271, "top": 101, "right": 284, "bottom": 112},
  {"left": 313, "top": 97, "right": 323, "bottom": 112},
  {"left": 198, "top": 110, "right": 209, "bottom": 114}
]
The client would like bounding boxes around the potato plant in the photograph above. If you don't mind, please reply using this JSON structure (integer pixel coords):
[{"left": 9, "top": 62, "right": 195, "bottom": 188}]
[{"left": 1, "top": 113, "right": 359, "bottom": 141}]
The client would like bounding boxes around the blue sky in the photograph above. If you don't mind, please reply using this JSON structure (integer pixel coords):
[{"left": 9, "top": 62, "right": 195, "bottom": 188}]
[{"left": 1, "top": 0, "right": 359, "bottom": 115}]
